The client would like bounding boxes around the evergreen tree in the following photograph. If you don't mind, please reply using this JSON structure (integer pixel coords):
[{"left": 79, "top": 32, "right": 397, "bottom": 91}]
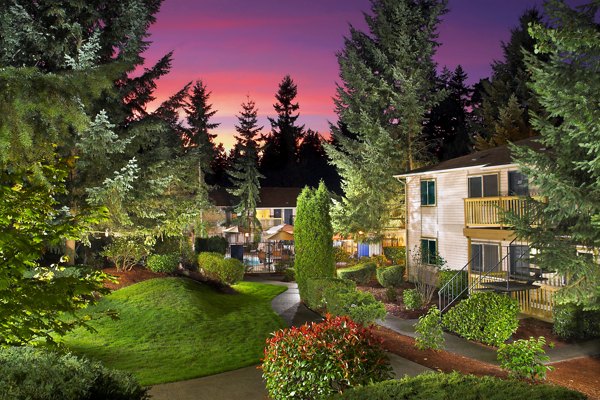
[
  {"left": 297, "top": 129, "right": 341, "bottom": 193},
  {"left": 513, "top": 0, "right": 600, "bottom": 310},
  {"left": 260, "top": 75, "right": 304, "bottom": 186},
  {"left": 227, "top": 97, "right": 265, "bottom": 236},
  {"left": 294, "top": 182, "right": 334, "bottom": 301},
  {"left": 473, "top": 8, "right": 545, "bottom": 150},
  {"left": 325, "top": 0, "right": 446, "bottom": 237},
  {"left": 424, "top": 65, "right": 472, "bottom": 161}
]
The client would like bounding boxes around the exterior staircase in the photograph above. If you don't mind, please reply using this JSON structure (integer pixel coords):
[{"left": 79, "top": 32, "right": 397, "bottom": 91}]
[{"left": 438, "top": 238, "right": 545, "bottom": 314}]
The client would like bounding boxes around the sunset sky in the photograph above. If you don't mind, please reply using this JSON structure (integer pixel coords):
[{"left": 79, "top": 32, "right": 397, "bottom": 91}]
[{"left": 143, "top": 0, "right": 563, "bottom": 149}]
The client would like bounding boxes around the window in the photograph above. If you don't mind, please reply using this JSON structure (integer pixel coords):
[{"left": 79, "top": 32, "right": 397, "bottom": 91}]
[
  {"left": 471, "top": 243, "right": 500, "bottom": 272},
  {"left": 509, "top": 245, "right": 530, "bottom": 276},
  {"left": 256, "top": 209, "right": 270, "bottom": 220},
  {"left": 421, "top": 238, "right": 437, "bottom": 265},
  {"left": 272, "top": 209, "right": 282, "bottom": 219},
  {"left": 468, "top": 174, "right": 499, "bottom": 198},
  {"left": 508, "top": 171, "right": 529, "bottom": 196},
  {"left": 420, "top": 179, "right": 436, "bottom": 206},
  {"left": 284, "top": 209, "right": 294, "bottom": 225}
]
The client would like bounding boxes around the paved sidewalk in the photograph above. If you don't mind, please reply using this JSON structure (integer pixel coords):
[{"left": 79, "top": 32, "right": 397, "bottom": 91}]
[
  {"left": 379, "top": 314, "right": 600, "bottom": 365},
  {"left": 149, "top": 277, "right": 431, "bottom": 399}
]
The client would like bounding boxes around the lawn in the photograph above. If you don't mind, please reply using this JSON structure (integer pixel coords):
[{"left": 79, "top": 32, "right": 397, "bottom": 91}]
[{"left": 61, "top": 277, "right": 286, "bottom": 385}]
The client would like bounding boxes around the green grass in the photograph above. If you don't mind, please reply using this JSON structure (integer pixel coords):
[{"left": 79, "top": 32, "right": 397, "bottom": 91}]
[{"left": 61, "top": 277, "right": 286, "bottom": 385}]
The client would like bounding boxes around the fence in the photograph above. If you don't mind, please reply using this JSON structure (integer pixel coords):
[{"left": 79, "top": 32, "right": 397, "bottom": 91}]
[{"left": 226, "top": 241, "right": 294, "bottom": 273}]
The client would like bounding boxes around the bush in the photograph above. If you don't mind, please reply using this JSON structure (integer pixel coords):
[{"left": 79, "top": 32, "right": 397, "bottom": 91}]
[
  {"left": 305, "top": 277, "right": 356, "bottom": 310},
  {"left": 0, "top": 346, "right": 149, "bottom": 400},
  {"left": 195, "top": 236, "right": 228, "bottom": 255},
  {"left": 498, "top": 336, "right": 553, "bottom": 381},
  {"left": 402, "top": 288, "right": 423, "bottom": 310},
  {"left": 383, "top": 246, "right": 406, "bottom": 265},
  {"left": 146, "top": 253, "right": 179, "bottom": 273},
  {"left": 337, "top": 262, "right": 376, "bottom": 285},
  {"left": 437, "top": 269, "right": 467, "bottom": 290},
  {"left": 197, "top": 252, "right": 244, "bottom": 285},
  {"left": 283, "top": 267, "right": 295, "bottom": 282},
  {"left": 261, "top": 315, "right": 393, "bottom": 400},
  {"left": 101, "top": 236, "right": 151, "bottom": 271},
  {"left": 376, "top": 265, "right": 405, "bottom": 288},
  {"left": 385, "top": 287, "right": 397, "bottom": 302},
  {"left": 415, "top": 306, "right": 445, "bottom": 350},
  {"left": 331, "top": 371, "right": 585, "bottom": 400},
  {"left": 325, "top": 290, "right": 387, "bottom": 326},
  {"left": 442, "top": 292, "right": 519, "bottom": 346},
  {"left": 333, "top": 246, "right": 354, "bottom": 265},
  {"left": 294, "top": 183, "right": 335, "bottom": 301},
  {"left": 553, "top": 303, "right": 600, "bottom": 340}
]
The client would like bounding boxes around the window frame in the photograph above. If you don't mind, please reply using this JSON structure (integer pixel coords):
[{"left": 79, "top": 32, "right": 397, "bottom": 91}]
[
  {"left": 420, "top": 178, "right": 437, "bottom": 207},
  {"left": 467, "top": 173, "right": 499, "bottom": 198},
  {"left": 470, "top": 242, "right": 501, "bottom": 273},
  {"left": 420, "top": 238, "right": 438, "bottom": 265}
]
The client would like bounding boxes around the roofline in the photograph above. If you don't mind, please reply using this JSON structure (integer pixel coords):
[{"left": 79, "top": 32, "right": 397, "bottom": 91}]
[{"left": 394, "top": 164, "right": 487, "bottom": 178}]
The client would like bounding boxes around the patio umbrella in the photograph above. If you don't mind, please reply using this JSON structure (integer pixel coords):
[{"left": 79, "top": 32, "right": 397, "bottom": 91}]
[{"left": 266, "top": 230, "right": 294, "bottom": 241}]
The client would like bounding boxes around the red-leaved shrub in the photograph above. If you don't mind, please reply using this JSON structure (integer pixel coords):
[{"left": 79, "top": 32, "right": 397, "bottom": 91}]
[{"left": 261, "top": 315, "right": 393, "bottom": 400}]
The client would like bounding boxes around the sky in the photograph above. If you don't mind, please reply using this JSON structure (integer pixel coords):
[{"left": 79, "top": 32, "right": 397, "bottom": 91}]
[{"left": 143, "top": 0, "right": 558, "bottom": 149}]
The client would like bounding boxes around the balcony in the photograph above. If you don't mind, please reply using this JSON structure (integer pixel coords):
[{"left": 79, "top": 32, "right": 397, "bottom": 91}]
[
  {"left": 464, "top": 196, "right": 541, "bottom": 228},
  {"left": 258, "top": 217, "right": 283, "bottom": 229}
]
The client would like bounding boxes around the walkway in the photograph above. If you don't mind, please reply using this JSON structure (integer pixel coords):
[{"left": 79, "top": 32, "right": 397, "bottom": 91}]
[{"left": 149, "top": 276, "right": 430, "bottom": 400}]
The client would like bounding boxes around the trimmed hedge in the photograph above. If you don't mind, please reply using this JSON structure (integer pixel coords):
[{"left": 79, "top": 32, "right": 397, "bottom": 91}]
[
  {"left": 443, "top": 292, "right": 519, "bottom": 346},
  {"left": 383, "top": 246, "right": 406, "bottom": 265},
  {"left": 305, "top": 277, "right": 356, "bottom": 310},
  {"left": 553, "top": 303, "right": 600, "bottom": 340},
  {"left": 0, "top": 346, "right": 148, "bottom": 400},
  {"left": 376, "top": 265, "right": 405, "bottom": 288},
  {"left": 197, "top": 252, "right": 244, "bottom": 285},
  {"left": 195, "top": 236, "right": 228, "bottom": 255},
  {"left": 283, "top": 267, "right": 295, "bottom": 282},
  {"left": 337, "top": 262, "right": 377, "bottom": 285},
  {"left": 294, "top": 182, "right": 335, "bottom": 301},
  {"left": 326, "top": 290, "right": 386, "bottom": 325},
  {"left": 146, "top": 253, "right": 179, "bottom": 273},
  {"left": 332, "top": 372, "right": 585, "bottom": 400}
]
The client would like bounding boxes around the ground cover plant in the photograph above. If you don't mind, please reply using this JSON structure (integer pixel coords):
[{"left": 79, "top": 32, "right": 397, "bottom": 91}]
[
  {"left": 332, "top": 371, "right": 585, "bottom": 400},
  {"left": 61, "top": 277, "right": 286, "bottom": 385},
  {"left": 262, "top": 315, "right": 392, "bottom": 400}
]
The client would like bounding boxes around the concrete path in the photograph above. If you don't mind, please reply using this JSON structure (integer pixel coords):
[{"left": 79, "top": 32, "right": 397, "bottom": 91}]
[{"left": 149, "top": 276, "right": 430, "bottom": 399}]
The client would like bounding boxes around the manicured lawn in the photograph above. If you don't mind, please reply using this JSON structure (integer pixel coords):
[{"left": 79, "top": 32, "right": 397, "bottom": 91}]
[{"left": 61, "top": 277, "right": 286, "bottom": 385}]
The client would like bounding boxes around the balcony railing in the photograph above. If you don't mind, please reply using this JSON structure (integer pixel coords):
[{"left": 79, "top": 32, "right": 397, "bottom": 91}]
[
  {"left": 258, "top": 217, "right": 283, "bottom": 229},
  {"left": 464, "top": 196, "right": 542, "bottom": 227}
]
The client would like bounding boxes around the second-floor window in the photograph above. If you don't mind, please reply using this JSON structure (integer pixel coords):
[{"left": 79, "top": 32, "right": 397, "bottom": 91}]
[
  {"left": 468, "top": 174, "right": 498, "bottom": 198},
  {"left": 508, "top": 171, "right": 529, "bottom": 196},
  {"left": 420, "top": 179, "right": 436, "bottom": 206}
]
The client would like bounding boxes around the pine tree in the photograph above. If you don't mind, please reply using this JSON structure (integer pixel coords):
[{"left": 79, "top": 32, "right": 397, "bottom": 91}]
[
  {"left": 297, "top": 129, "right": 341, "bottom": 192},
  {"left": 260, "top": 75, "right": 304, "bottom": 186},
  {"left": 324, "top": 0, "right": 447, "bottom": 237},
  {"left": 227, "top": 97, "right": 265, "bottom": 236},
  {"left": 473, "top": 8, "right": 546, "bottom": 150},
  {"left": 513, "top": 0, "right": 600, "bottom": 310}
]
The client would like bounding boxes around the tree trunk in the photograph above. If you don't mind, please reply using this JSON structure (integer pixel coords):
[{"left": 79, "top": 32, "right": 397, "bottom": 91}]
[{"left": 65, "top": 239, "right": 76, "bottom": 265}]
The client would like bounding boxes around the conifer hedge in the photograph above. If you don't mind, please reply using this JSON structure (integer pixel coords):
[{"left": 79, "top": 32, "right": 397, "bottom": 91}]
[{"left": 295, "top": 182, "right": 335, "bottom": 301}]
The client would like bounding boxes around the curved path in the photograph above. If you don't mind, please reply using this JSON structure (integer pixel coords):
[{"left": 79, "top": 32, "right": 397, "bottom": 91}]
[{"left": 149, "top": 276, "right": 429, "bottom": 400}]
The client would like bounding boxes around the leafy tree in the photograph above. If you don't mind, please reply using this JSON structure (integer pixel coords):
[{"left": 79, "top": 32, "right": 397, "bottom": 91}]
[
  {"left": 294, "top": 182, "right": 334, "bottom": 301},
  {"left": 325, "top": 0, "right": 447, "bottom": 237},
  {"left": 260, "top": 75, "right": 304, "bottom": 186},
  {"left": 0, "top": 158, "right": 109, "bottom": 346},
  {"left": 473, "top": 8, "right": 546, "bottom": 150},
  {"left": 424, "top": 65, "right": 472, "bottom": 161},
  {"left": 512, "top": 0, "right": 600, "bottom": 310},
  {"left": 227, "top": 97, "right": 265, "bottom": 236}
]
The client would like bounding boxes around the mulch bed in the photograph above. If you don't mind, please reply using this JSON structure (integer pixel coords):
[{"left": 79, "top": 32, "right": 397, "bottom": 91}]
[
  {"left": 102, "top": 266, "right": 165, "bottom": 290},
  {"left": 357, "top": 282, "right": 430, "bottom": 319},
  {"left": 548, "top": 356, "right": 600, "bottom": 399}
]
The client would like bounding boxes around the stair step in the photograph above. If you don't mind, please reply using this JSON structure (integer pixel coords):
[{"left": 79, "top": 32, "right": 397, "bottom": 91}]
[
  {"left": 509, "top": 274, "right": 548, "bottom": 282},
  {"left": 480, "top": 281, "right": 540, "bottom": 292}
]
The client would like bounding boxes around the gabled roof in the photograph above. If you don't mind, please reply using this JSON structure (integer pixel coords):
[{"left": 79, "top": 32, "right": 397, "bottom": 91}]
[
  {"left": 210, "top": 187, "right": 303, "bottom": 208},
  {"left": 396, "top": 137, "right": 545, "bottom": 177}
]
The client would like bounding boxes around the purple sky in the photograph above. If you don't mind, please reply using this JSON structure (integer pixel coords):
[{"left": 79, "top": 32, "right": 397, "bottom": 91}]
[{"left": 144, "top": 0, "right": 557, "bottom": 149}]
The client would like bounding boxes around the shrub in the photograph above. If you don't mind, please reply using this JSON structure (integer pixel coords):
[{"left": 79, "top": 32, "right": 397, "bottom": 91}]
[
  {"left": 498, "top": 336, "right": 553, "bottom": 381},
  {"left": 146, "top": 253, "right": 179, "bottom": 273},
  {"left": 283, "top": 267, "right": 295, "bottom": 282},
  {"left": 294, "top": 182, "right": 335, "bottom": 301},
  {"left": 337, "top": 262, "right": 376, "bottom": 285},
  {"left": 385, "top": 287, "right": 397, "bottom": 302},
  {"left": 101, "top": 236, "right": 151, "bottom": 271},
  {"left": 415, "top": 306, "right": 445, "bottom": 350},
  {"left": 305, "top": 277, "right": 356, "bottom": 310},
  {"left": 383, "top": 246, "right": 406, "bottom": 265},
  {"left": 553, "top": 303, "right": 600, "bottom": 340},
  {"left": 333, "top": 246, "right": 354, "bottom": 265},
  {"left": 325, "top": 290, "right": 387, "bottom": 326},
  {"left": 197, "top": 252, "right": 244, "bottom": 285},
  {"left": 195, "top": 236, "right": 228, "bottom": 255},
  {"left": 0, "top": 346, "right": 149, "bottom": 400},
  {"left": 331, "top": 371, "right": 585, "bottom": 400},
  {"left": 442, "top": 292, "right": 519, "bottom": 346},
  {"left": 403, "top": 288, "right": 423, "bottom": 310},
  {"left": 376, "top": 265, "right": 405, "bottom": 288},
  {"left": 437, "top": 269, "right": 468, "bottom": 290},
  {"left": 261, "top": 315, "right": 393, "bottom": 400}
]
